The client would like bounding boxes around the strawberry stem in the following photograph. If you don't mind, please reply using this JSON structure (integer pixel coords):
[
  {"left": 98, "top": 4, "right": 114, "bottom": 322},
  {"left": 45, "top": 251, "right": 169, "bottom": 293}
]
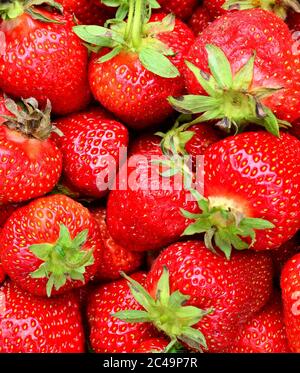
[{"left": 130, "top": 0, "right": 144, "bottom": 49}]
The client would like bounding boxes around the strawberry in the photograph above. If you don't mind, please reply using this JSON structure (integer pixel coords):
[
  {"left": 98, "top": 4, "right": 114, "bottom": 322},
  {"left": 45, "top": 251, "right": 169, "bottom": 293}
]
[
  {"left": 87, "top": 272, "right": 156, "bottom": 353},
  {"left": 158, "top": 0, "right": 198, "bottom": 20},
  {"left": 0, "top": 1, "right": 90, "bottom": 115},
  {"left": 0, "top": 258, "right": 5, "bottom": 284},
  {"left": 181, "top": 131, "right": 300, "bottom": 257},
  {"left": 287, "top": 11, "right": 300, "bottom": 31},
  {"left": 129, "top": 133, "right": 162, "bottom": 157},
  {"left": 229, "top": 295, "right": 290, "bottom": 353},
  {"left": 281, "top": 252, "right": 300, "bottom": 352},
  {"left": 0, "top": 95, "right": 62, "bottom": 204},
  {"left": 134, "top": 338, "right": 169, "bottom": 353},
  {"left": 74, "top": 3, "right": 195, "bottom": 130},
  {"left": 90, "top": 207, "right": 143, "bottom": 282},
  {"left": 203, "top": 0, "right": 228, "bottom": 18},
  {"left": 113, "top": 241, "right": 273, "bottom": 352},
  {"left": 271, "top": 235, "right": 300, "bottom": 278},
  {"left": 0, "top": 280, "right": 84, "bottom": 352},
  {"left": 57, "top": 0, "right": 115, "bottom": 25},
  {"left": 173, "top": 9, "right": 300, "bottom": 135},
  {"left": 52, "top": 109, "right": 129, "bottom": 199},
  {"left": 0, "top": 203, "right": 21, "bottom": 227},
  {"left": 188, "top": 6, "right": 212, "bottom": 35},
  {"left": 106, "top": 152, "right": 199, "bottom": 252},
  {"left": 0, "top": 194, "right": 103, "bottom": 297}
]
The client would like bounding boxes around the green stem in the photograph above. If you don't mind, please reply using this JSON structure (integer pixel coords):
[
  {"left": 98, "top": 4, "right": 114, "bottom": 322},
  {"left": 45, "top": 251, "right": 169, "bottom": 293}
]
[
  {"left": 124, "top": 0, "right": 135, "bottom": 41},
  {"left": 131, "top": 0, "right": 144, "bottom": 49}
]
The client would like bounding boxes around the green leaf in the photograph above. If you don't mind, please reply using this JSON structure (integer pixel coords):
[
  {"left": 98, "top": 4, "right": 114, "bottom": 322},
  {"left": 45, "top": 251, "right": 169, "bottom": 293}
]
[
  {"left": 29, "top": 243, "right": 53, "bottom": 260},
  {"left": 30, "top": 264, "right": 48, "bottom": 279},
  {"left": 178, "top": 327, "right": 208, "bottom": 351},
  {"left": 242, "top": 217, "right": 275, "bottom": 230},
  {"left": 145, "top": 13, "right": 175, "bottom": 35},
  {"left": 214, "top": 230, "right": 232, "bottom": 259},
  {"left": 25, "top": 8, "right": 64, "bottom": 23},
  {"left": 185, "top": 60, "right": 219, "bottom": 97},
  {"left": 58, "top": 224, "right": 72, "bottom": 247},
  {"left": 168, "top": 290, "right": 190, "bottom": 308},
  {"left": 232, "top": 53, "right": 255, "bottom": 91},
  {"left": 182, "top": 220, "right": 211, "bottom": 236},
  {"left": 155, "top": 266, "right": 170, "bottom": 306},
  {"left": 98, "top": 46, "right": 122, "bottom": 63},
  {"left": 206, "top": 44, "right": 233, "bottom": 89},
  {"left": 46, "top": 275, "right": 55, "bottom": 297},
  {"left": 72, "top": 229, "right": 88, "bottom": 249},
  {"left": 112, "top": 310, "right": 151, "bottom": 323},
  {"left": 168, "top": 95, "right": 221, "bottom": 115},
  {"left": 180, "top": 208, "right": 201, "bottom": 220},
  {"left": 73, "top": 25, "right": 115, "bottom": 47},
  {"left": 139, "top": 47, "right": 180, "bottom": 78}
]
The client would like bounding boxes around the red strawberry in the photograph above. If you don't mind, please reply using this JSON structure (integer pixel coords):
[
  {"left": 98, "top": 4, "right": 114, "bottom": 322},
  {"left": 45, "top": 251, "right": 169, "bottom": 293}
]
[
  {"left": 107, "top": 153, "right": 199, "bottom": 252},
  {"left": 281, "top": 252, "right": 300, "bottom": 352},
  {"left": 74, "top": 6, "right": 195, "bottom": 129},
  {"left": 58, "top": 0, "right": 115, "bottom": 25},
  {"left": 52, "top": 109, "right": 129, "bottom": 199},
  {"left": 129, "top": 133, "right": 162, "bottom": 157},
  {"left": 229, "top": 295, "right": 290, "bottom": 353},
  {"left": 176, "top": 10, "right": 300, "bottom": 134},
  {"left": 188, "top": 6, "right": 212, "bottom": 35},
  {"left": 0, "top": 2, "right": 90, "bottom": 115},
  {"left": 90, "top": 207, "right": 143, "bottom": 282},
  {"left": 0, "top": 259, "right": 5, "bottom": 284},
  {"left": 181, "top": 132, "right": 300, "bottom": 257},
  {"left": 144, "top": 241, "right": 273, "bottom": 352},
  {"left": 87, "top": 272, "right": 156, "bottom": 353},
  {"left": 0, "top": 280, "right": 84, "bottom": 352},
  {"left": 0, "top": 203, "right": 21, "bottom": 227},
  {"left": 0, "top": 194, "right": 103, "bottom": 297},
  {"left": 158, "top": 0, "right": 198, "bottom": 20},
  {"left": 0, "top": 95, "right": 62, "bottom": 204},
  {"left": 134, "top": 338, "right": 169, "bottom": 353},
  {"left": 271, "top": 235, "right": 300, "bottom": 277}
]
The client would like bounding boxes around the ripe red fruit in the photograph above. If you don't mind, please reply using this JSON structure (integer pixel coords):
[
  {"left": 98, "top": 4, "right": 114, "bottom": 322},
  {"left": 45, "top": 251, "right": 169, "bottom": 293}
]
[
  {"left": 145, "top": 241, "right": 273, "bottom": 352},
  {"left": 179, "top": 10, "right": 300, "bottom": 134},
  {"left": 158, "top": 0, "right": 198, "bottom": 20},
  {"left": 0, "top": 95, "right": 62, "bottom": 204},
  {"left": 134, "top": 338, "right": 169, "bottom": 353},
  {"left": 0, "top": 259, "right": 5, "bottom": 284},
  {"left": 107, "top": 153, "right": 199, "bottom": 252},
  {"left": 281, "top": 252, "right": 300, "bottom": 352},
  {"left": 181, "top": 132, "right": 300, "bottom": 257},
  {"left": 90, "top": 207, "right": 143, "bottom": 282},
  {"left": 188, "top": 6, "right": 212, "bottom": 35},
  {"left": 229, "top": 295, "right": 290, "bottom": 353},
  {"left": 0, "top": 203, "right": 21, "bottom": 227},
  {"left": 52, "top": 109, "right": 129, "bottom": 199},
  {"left": 87, "top": 272, "right": 156, "bottom": 353},
  {"left": 57, "top": 0, "right": 115, "bottom": 25},
  {"left": 0, "top": 2, "right": 90, "bottom": 115},
  {"left": 0, "top": 194, "right": 103, "bottom": 297},
  {"left": 75, "top": 8, "right": 195, "bottom": 129},
  {"left": 271, "top": 235, "right": 300, "bottom": 277},
  {"left": 0, "top": 280, "right": 84, "bottom": 352},
  {"left": 129, "top": 133, "right": 162, "bottom": 157}
]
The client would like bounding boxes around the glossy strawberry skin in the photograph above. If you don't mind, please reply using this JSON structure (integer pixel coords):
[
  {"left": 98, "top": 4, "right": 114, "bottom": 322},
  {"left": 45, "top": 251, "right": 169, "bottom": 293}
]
[
  {"left": 107, "top": 154, "right": 200, "bottom": 252},
  {"left": 0, "top": 194, "right": 103, "bottom": 297},
  {"left": 146, "top": 241, "right": 273, "bottom": 352},
  {"left": 188, "top": 6, "right": 212, "bottom": 35},
  {"left": 0, "top": 203, "right": 21, "bottom": 227},
  {"left": 203, "top": 0, "right": 228, "bottom": 18},
  {"left": 90, "top": 207, "right": 143, "bottom": 282},
  {"left": 89, "top": 13, "right": 195, "bottom": 130},
  {"left": 281, "top": 253, "right": 300, "bottom": 352},
  {"left": 203, "top": 132, "right": 300, "bottom": 251},
  {"left": 229, "top": 296, "right": 290, "bottom": 353},
  {"left": 134, "top": 338, "right": 169, "bottom": 353},
  {"left": 185, "top": 9, "right": 300, "bottom": 123},
  {"left": 129, "top": 133, "right": 162, "bottom": 157},
  {"left": 52, "top": 109, "right": 129, "bottom": 199},
  {"left": 0, "top": 280, "right": 84, "bottom": 352},
  {"left": 0, "top": 11, "right": 90, "bottom": 115},
  {"left": 158, "top": 0, "right": 198, "bottom": 20},
  {"left": 58, "top": 0, "right": 115, "bottom": 25},
  {"left": 87, "top": 272, "right": 156, "bottom": 353}
]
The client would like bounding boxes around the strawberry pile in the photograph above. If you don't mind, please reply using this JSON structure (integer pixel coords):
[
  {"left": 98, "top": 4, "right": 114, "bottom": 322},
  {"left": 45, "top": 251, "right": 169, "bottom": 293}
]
[{"left": 1, "top": 0, "right": 300, "bottom": 354}]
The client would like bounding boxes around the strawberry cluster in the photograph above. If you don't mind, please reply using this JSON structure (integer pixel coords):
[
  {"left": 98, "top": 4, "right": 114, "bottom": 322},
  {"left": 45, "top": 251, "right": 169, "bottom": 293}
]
[{"left": 0, "top": 0, "right": 300, "bottom": 354}]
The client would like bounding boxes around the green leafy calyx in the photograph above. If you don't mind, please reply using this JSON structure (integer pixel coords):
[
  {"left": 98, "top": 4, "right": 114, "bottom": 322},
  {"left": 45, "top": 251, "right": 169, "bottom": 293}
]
[
  {"left": 113, "top": 267, "right": 213, "bottom": 351},
  {"left": 223, "top": 0, "right": 300, "bottom": 20},
  {"left": 181, "top": 189, "right": 275, "bottom": 259},
  {"left": 29, "top": 224, "right": 94, "bottom": 297},
  {"left": 73, "top": 1, "right": 180, "bottom": 78},
  {"left": 169, "top": 44, "right": 290, "bottom": 137}
]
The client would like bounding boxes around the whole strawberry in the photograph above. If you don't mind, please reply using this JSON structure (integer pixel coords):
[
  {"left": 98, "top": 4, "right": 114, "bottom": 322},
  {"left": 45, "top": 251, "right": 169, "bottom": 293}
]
[
  {"left": 0, "top": 280, "right": 84, "bottom": 352},
  {"left": 107, "top": 153, "right": 199, "bottom": 252},
  {"left": 87, "top": 272, "right": 156, "bottom": 353},
  {"left": 281, "top": 253, "right": 300, "bottom": 352},
  {"left": 158, "top": 0, "right": 198, "bottom": 20},
  {"left": 0, "top": 1, "right": 90, "bottom": 115},
  {"left": 0, "top": 194, "right": 103, "bottom": 297},
  {"left": 58, "top": 0, "right": 115, "bottom": 25},
  {"left": 74, "top": 4, "right": 195, "bottom": 129},
  {"left": 0, "top": 95, "right": 62, "bottom": 204},
  {"left": 181, "top": 132, "right": 300, "bottom": 257},
  {"left": 175, "top": 10, "right": 300, "bottom": 134},
  {"left": 90, "top": 207, "right": 143, "bottom": 282},
  {"left": 52, "top": 109, "right": 129, "bottom": 199},
  {"left": 188, "top": 6, "right": 212, "bottom": 35},
  {"left": 229, "top": 295, "right": 290, "bottom": 353},
  {"left": 144, "top": 241, "right": 273, "bottom": 352}
]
